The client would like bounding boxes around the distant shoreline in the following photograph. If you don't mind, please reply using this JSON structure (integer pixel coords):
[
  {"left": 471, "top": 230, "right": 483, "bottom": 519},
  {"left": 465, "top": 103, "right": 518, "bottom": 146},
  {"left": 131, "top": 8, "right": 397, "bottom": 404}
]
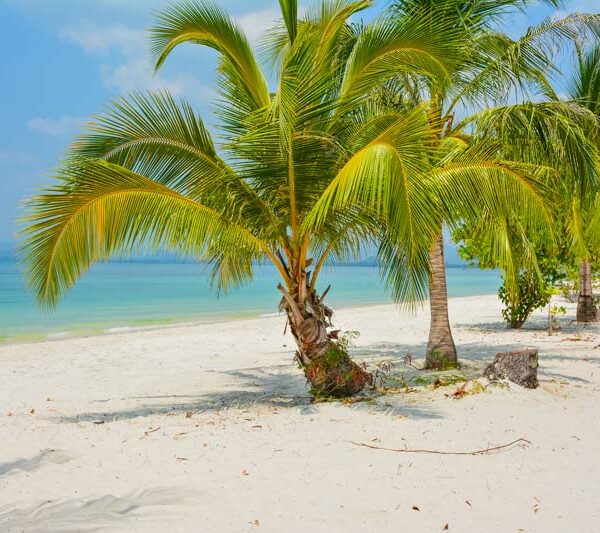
[
  {"left": 0, "top": 261, "right": 500, "bottom": 345},
  {"left": 0, "top": 294, "right": 497, "bottom": 347}
]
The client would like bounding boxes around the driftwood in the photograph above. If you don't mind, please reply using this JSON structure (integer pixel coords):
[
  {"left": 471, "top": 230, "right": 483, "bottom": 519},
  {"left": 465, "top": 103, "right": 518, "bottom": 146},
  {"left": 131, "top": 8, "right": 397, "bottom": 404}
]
[
  {"left": 483, "top": 349, "right": 538, "bottom": 389},
  {"left": 350, "top": 438, "right": 531, "bottom": 456}
]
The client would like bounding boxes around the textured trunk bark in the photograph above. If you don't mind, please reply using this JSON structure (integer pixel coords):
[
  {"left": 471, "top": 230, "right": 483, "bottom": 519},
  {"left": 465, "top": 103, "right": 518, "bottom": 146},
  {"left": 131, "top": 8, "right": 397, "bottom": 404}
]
[
  {"left": 425, "top": 234, "right": 458, "bottom": 369},
  {"left": 278, "top": 275, "right": 371, "bottom": 398},
  {"left": 577, "top": 259, "right": 598, "bottom": 322}
]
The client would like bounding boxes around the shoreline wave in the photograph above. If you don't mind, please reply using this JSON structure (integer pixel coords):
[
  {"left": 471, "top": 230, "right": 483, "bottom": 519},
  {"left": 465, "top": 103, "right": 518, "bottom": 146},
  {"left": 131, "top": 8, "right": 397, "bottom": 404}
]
[{"left": 0, "top": 294, "right": 498, "bottom": 347}]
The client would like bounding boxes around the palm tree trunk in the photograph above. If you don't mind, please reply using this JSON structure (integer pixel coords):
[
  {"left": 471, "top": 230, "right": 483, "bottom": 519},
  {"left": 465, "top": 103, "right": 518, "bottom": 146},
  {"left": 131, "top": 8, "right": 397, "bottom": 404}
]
[
  {"left": 577, "top": 259, "right": 598, "bottom": 322},
  {"left": 278, "top": 275, "right": 371, "bottom": 398},
  {"left": 425, "top": 233, "right": 458, "bottom": 369}
]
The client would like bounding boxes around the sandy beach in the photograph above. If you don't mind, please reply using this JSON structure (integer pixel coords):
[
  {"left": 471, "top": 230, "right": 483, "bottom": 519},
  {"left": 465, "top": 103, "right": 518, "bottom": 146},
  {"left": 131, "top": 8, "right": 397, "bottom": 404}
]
[{"left": 1, "top": 294, "right": 599, "bottom": 532}]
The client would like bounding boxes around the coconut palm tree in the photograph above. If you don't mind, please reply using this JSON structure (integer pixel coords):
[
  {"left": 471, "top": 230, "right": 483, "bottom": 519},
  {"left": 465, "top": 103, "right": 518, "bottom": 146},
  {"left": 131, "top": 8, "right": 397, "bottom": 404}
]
[
  {"left": 370, "top": 0, "right": 600, "bottom": 367},
  {"left": 570, "top": 44, "right": 600, "bottom": 322},
  {"left": 444, "top": 56, "right": 600, "bottom": 330},
  {"left": 463, "top": 42, "right": 600, "bottom": 325},
  {"left": 18, "top": 0, "right": 569, "bottom": 396},
  {"left": 18, "top": 0, "right": 449, "bottom": 398}
]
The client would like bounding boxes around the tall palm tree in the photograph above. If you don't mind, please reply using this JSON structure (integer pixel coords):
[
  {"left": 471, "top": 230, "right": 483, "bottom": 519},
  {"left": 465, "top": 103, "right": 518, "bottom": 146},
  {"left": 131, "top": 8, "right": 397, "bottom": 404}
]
[
  {"left": 445, "top": 61, "right": 600, "bottom": 329},
  {"left": 373, "top": 0, "right": 600, "bottom": 367},
  {"left": 570, "top": 44, "right": 600, "bottom": 322}
]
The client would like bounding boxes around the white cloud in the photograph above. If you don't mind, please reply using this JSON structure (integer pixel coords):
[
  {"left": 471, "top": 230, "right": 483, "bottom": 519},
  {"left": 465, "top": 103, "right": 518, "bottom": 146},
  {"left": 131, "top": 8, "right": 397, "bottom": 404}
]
[
  {"left": 235, "top": 7, "right": 281, "bottom": 44},
  {"left": 99, "top": 59, "right": 211, "bottom": 98},
  {"left": 26, "top": 116, "right": 86, "bottom": 136},
  {"left": 59, "top": 21, "right": 211, "bottom": 99},
  {"left": 59, "top": 22, "right": 145, "bottom": 56}
]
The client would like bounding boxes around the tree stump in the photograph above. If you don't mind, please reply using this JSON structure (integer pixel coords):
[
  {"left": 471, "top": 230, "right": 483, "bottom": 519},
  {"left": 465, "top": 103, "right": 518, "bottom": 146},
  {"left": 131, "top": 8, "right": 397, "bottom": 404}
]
[{"left": 483, "top": 349, "right": 538, "bottom": 389}]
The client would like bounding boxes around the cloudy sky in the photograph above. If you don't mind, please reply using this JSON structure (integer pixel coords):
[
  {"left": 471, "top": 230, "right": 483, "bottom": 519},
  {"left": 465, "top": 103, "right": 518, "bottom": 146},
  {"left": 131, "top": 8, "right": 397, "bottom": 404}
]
[{"left": 0, "top": 0, "right": 593, "bottom": 242}]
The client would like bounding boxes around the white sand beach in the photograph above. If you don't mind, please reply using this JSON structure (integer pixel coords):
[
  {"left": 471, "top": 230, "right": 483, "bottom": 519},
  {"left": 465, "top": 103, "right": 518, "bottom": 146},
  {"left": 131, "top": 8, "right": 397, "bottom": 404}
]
[{"left": 1, "top": 294, "right": 599, "bottom": 532}]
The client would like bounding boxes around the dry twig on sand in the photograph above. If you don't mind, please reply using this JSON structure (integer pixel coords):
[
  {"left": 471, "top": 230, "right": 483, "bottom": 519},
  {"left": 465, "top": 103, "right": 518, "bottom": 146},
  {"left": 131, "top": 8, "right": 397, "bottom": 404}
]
[{"left": 350, "top": 438, "right": 531, "bottom": 456}]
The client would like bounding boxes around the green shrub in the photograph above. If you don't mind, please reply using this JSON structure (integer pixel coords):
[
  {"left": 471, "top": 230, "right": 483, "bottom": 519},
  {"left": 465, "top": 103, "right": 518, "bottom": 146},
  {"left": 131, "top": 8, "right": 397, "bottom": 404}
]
[{"left": 498, "top": 273, "right": 552, "bottom": 329}]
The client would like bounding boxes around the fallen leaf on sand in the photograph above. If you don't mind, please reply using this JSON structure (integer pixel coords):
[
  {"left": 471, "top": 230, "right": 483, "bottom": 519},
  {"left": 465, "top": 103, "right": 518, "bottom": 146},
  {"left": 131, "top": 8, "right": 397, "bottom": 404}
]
[
  {"left": 465, "top": 500, "right": 472, "bottom": 507},
  {"left": 443, "top": 524, "right": 449, "bottom": 531},
  {"left": 242, "top": 469, "right": 250, "bottom": 476},
  {"left": 176, "top": 457, "right": 188, "bottom": 462},
  {"left": 412, "top": 506, "right": 420, "bottom": 511},
  {"left": 451, "top": 385, "right": 468, "bottom": 399},
  {"left": 29, "top": 408, "right": 35, "bottom": 414}
]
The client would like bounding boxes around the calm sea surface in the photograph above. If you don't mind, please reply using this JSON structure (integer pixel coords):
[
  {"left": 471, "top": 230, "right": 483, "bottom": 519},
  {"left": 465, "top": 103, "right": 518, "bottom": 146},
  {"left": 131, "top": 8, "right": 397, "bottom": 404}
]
[{"left": 0, "top": 259, "right": 500, "bottom": 343}]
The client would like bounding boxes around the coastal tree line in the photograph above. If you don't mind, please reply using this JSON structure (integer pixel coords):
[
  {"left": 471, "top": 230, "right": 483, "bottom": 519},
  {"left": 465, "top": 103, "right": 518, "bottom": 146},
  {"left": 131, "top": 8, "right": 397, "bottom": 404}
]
[{"left": 20, "top": 0, "right": 600, "bottom": 397}]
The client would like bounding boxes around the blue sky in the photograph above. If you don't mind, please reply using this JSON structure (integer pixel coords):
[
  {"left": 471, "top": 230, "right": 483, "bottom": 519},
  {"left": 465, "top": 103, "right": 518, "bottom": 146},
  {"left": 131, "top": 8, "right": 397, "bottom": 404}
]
[{"left": 0, "top": 0, "right": 595, "bottom": 243}]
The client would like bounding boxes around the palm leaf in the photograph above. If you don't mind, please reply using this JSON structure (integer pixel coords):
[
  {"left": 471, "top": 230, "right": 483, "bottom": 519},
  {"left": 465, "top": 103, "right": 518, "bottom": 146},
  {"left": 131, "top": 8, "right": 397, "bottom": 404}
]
[
  {"left": 19, "top": 159, "right": 268, "bottom": 307},
  {"left": 279, "top": 0, "right": 298, "bottom": 44},
  {"left": 150, "top": 1, "right": 270, "bottom": 112}
]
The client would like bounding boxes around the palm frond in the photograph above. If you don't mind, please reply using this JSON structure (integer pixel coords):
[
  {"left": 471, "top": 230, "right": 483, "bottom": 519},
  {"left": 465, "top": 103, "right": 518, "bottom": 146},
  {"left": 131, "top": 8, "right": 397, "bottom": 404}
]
[
  {"left": 150, "top": 0, "right": 270, "bottom": 113},
  {"left": 19, "top": 159, "right": 267, "bottom": 307},
  {"left": 446, "top": 13, "right": 600, "bottom": 111},
  {"left": 279, "top": 0, "right": 298, "bottom": 44},
  {"left": 461, "top": 101, "right": 600, "bottom": 198},
  {"left": 71, "top": 91, "right": 280, "bottom": 235},
  {"left": 339, "top": 8, "right": 464, "bottom": 103}
]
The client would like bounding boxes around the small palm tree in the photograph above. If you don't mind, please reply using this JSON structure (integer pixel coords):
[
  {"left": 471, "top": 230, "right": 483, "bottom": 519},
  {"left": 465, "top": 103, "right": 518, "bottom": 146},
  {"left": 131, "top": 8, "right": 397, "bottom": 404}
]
[{"left": 20, "top": 0, "right": 455, "bottom": 397}]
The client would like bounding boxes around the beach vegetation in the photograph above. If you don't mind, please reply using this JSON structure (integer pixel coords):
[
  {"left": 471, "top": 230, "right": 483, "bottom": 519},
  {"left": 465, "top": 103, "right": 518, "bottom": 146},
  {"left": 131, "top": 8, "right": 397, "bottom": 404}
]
[
  {"left": 498, "top": 276, "right": 551, "bottom": 329},
  {"left": 548, "top": 301, "right": 567, "bottom": 335},
  {"left": 455, "top": 225, "right": 567, "bottom": 328}
]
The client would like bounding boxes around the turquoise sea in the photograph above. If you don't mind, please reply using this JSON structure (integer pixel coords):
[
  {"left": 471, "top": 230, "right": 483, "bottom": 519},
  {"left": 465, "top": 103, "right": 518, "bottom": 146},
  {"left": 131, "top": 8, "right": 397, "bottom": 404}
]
[{"left": 0, "top": 257, "right": 500, "bottom": 344}]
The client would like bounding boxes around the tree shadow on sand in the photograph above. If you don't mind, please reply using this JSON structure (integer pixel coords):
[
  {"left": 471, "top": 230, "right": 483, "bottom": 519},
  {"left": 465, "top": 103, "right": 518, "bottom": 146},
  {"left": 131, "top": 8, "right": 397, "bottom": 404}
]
[
  {"left": 0, "top": 449, "right": 71, "bottom": 477},
  {"left": 52, "top": 367, "right": 310, "bottom": 424},
  {"left": 48, "top": 354, "right": 445, "bottom": 424},
  {"left": 455, "top": 315, "right": 600, "bottom": 335},
  {"left": 353, "top": 339, "right": 522, "bottom": 364},
  {"left": 45, "top": 329, "right": 596, "bottom": 427},
  {"left": 0, "top": 487, "right": 192, "bottom": 532}
]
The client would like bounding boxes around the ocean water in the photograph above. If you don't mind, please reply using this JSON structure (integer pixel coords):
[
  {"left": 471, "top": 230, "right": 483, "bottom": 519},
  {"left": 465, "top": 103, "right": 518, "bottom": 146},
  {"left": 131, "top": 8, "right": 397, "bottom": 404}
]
[{"left": 0, "top": 259, "right": 500, "bottom": 343}]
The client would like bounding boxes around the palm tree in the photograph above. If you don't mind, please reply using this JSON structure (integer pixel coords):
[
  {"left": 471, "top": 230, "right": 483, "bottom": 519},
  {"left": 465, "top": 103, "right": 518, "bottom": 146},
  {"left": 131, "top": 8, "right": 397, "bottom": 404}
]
[
  {"left": 19, "top": 0, "right": 464, "bottom": 398},
  {"left": 445, "top": 64, "right": 600, "bottom": 329},
  {"left": 374, "top": 0, "right": 600, "bottom": 367},
  {"left": 570, "top": 44, "right": 600, "bottom": 322},
  {"left": 467, "top": 44, "right": 600, "bottom": 325}
]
